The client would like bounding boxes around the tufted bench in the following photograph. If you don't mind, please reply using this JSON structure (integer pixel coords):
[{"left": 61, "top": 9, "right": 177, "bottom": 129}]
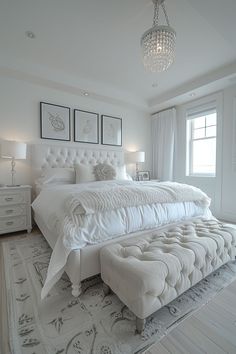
[{"left": 100, "top": 218, "right": 236, "bottom": 333}]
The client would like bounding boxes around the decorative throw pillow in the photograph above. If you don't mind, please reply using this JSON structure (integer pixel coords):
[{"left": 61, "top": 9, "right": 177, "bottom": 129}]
[{"left": 93, "top": 163, "right": 116, "bottom": 181}]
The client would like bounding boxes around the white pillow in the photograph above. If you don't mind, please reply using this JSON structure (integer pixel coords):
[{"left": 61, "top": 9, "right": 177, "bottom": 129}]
[
  {"left": 40, "top": 167, "right": 75, "bottom": 183},
  {"left": 125, "top": 173, "right": 133, "bottom": 181},
  {"left": 75, "top": 164, "right": 96, "bottom": 183},
  {"left": 35, "top": 167, "right": 75, "bottom": 194},
  {"left": 115, "top": 165, "right": 132, "bottom": 180},
  {"left": 35, "top": 167, "right": 75, "bottom": 184}
]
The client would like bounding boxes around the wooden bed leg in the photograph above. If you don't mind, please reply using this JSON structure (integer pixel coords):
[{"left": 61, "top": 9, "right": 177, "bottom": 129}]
[
  {"left": 103, "top": 283, "right": 111, "bottom": 296},
  {"left": 72, "top": 283, "right": 82, "bottom": 297},
  {"left": 136, "top": 317, "right": 146, "bottom": 334}
]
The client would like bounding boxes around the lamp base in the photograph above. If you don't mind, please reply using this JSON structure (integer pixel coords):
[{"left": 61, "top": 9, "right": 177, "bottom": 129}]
[{"left": 152, "top": 0, "right": 165, "bottom": 5}]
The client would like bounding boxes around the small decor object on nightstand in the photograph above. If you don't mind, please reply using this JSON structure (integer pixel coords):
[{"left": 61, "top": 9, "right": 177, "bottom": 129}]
[
  {"left": 1, "top": 140, "right": 26, "bottom": 186},
  {"left": 0, "top": 185, "right": 32, "bottom": 235},
  {"left": 101, "top": 115, "right": 122, "bottom": 146},
  {"left": 137, "top": 171, "right": 150, "bottom": 181},
  {"left": 40, "top": 102, "right": 70, "bottom": 141}
]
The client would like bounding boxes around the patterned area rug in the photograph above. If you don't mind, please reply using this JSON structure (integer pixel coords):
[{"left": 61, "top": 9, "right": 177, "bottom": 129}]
[{"left": 3, "top": 233, "right": 236, "bottom": 354}]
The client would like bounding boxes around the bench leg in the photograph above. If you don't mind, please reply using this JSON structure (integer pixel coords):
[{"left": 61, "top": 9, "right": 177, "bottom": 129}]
[
  {"left": 136, "top": 317, "right": 146, "bottom": 334},
  {"left": 72, "top": 283, "right": 82, "bottom": 297},
  {"left": 103, "top": 283, "right": 111, "bottom": 296}
]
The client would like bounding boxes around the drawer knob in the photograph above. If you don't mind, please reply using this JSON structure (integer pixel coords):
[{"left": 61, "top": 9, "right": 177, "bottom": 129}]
[
  {"left": 6, "top": 221, "right": 14, "bottom": 226},
  {"left": 5, "top": 210, "right": 14, "bottom": 214},
  {"left": 5, "top": 197, "right": 13, "bottom": 202}
]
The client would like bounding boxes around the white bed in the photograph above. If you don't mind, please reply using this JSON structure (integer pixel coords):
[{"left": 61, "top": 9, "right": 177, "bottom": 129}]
[
  {"left": 31, "top": 144, "right": 213, "bottom": 299},
  {"left": 31, "top": 143, "right": 128, "bottom": 297}
]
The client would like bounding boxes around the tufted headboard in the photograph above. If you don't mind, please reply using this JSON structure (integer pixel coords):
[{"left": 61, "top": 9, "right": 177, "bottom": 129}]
[{"left": 31, "top": 143, "right": 124, "bottom": 183}]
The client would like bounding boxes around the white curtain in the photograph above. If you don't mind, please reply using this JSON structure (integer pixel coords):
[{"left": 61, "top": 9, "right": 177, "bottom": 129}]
[{"left": 152, "top": 108, "right": 176, "bottom": 181}]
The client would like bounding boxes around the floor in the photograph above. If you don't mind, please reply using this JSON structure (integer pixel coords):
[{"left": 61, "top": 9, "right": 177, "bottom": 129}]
[
  {"left": 145, "top": 221, "right": 236, "bottom": 354},
  {"left": 0, "top": 229, "right": 38, "bottom": 354},
  {"left": 145, "top": 280, "right": 236, "bottom": 354},
  {"left": 1, "top": 229, "right": 236, "bottom": 354}
]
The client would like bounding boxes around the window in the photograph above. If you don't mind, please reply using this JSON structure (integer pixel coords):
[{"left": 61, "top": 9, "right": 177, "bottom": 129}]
[{"left": 187, "top": 109, "right": 217, "bottom": 176}]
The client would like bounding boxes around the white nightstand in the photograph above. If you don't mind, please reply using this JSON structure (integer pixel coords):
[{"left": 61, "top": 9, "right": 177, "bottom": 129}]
[{"left": 0, "top": 185, "right": 32, "bottom": 235}]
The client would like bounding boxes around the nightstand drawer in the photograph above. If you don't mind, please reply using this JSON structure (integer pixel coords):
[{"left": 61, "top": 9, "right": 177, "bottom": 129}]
[
  {"left": 0, "top": 191, "right": 27, "bottom": 205},
  {"left": 0, "top": 205, "right": 26, "bottom": 217},
  {"left": 0, "top": 216, "right": 27, "bottom": 231},
  {"left": 0, "top": 185, "right": 32, "bottom": 235}
]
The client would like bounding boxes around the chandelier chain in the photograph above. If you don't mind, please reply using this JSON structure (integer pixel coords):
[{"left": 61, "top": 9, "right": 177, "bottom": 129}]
[
  {"left": 153, "top": 1, "right": 170, "bottom": 27},
  {"left": 153, "top": 1, "right": 159, "bottom": 26},
  {"left": 161, "top": 2, "right": 170, "bottom": 26}
]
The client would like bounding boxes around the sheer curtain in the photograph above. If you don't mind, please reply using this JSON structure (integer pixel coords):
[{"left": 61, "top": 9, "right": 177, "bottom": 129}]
[{"left": 152, "top": 108, "right": 176, "bottom": 181}]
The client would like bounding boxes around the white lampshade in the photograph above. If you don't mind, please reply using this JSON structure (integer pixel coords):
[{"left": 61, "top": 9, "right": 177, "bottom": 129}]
[
  {"left": 128, "top": 151, "right": 145, "bottom": 164},
  {"left": 1, "top": 140, "right": 26, "bottom": 160}
]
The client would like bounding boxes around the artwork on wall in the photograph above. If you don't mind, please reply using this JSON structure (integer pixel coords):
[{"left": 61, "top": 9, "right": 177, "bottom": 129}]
[
  {"left": 74, "top": 109, "right": 99, "bottom": 144},
  {"left": 40, "top": 102, "right": 71, "bottom": 141},
  {"left": 101, "top": 115, "right": 122, "bottom": 146}
]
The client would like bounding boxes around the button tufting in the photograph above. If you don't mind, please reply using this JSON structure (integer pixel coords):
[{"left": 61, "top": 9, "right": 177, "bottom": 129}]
[{"left": 100, "top": 218, "right": 236, "bottom": 321}]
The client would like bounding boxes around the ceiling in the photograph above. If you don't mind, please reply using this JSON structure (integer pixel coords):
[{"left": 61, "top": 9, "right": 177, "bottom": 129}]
[{"left": 1, "top": 0, "right": 236, "bottom": 111}]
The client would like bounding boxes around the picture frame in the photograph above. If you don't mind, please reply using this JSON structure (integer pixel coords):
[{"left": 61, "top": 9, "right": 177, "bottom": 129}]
[
  {"left": 74, "top": 109, "right": 99, "bottom": 144},
  {"left": 101, "top": 115, "right": 122, "bottom": 146},
  {"left": 137, "top": 171, "right": 150, "bottom": 181},
  {"left": 40, "top": 102, "right": 70, "bottom": 141}
]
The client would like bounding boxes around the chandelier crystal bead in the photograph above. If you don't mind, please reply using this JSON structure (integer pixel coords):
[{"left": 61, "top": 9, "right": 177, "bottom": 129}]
[{"left": 141, "top": 0, "right": 176, "bottom": 72}]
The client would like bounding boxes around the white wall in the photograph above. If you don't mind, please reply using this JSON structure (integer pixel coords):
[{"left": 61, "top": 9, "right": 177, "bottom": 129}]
[
  {"left": 0, "top": 76, "right": 151, "bottom": 185},
  {"left": 174, "top": 88, "right": 236, "bottom": 222},
  {"left": 221, "top": 85, "right": 236, "bottom": 222}
]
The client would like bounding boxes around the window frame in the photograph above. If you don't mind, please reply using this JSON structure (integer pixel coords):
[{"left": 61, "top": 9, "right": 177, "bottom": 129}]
[{"left": 187, "top": 108, "right": 217, "bottom": 177}]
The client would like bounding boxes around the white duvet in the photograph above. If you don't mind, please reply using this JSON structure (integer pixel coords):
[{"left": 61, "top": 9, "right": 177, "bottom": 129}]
[{"left": 32, "top": 180, "right": 212, "bottom": 298}]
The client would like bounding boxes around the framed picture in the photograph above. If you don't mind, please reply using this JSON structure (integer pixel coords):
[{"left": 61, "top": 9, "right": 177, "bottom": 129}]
[
  {"left": 74, "top": 109, "right": 99, "bottom": 144},
  {"left": 137, "top": 171, "right": 150, "bottom": 181},
  {"left": 40, "top": 102, "right": 70, "bottom": 141},
  {"left": 101, "top": 115, "right": 122, "bottom": 146}
]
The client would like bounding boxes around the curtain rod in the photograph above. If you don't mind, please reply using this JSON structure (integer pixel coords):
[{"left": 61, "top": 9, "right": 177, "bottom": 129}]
[{"left": 151, "top": 106, "right": 176, "bottom": 116}]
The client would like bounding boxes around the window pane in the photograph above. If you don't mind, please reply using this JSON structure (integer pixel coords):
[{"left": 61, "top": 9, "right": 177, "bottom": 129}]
[
  {"left": 193, "top": 116, "right": 205, "bottom": 129},
  {"left": 206, "top": 126, "right": 216, "bottom": 137},
  {"left": 192, "top": 138, "right": 216, "bottom": 175},
  {"left": 206, "top": 113, "right": 216, "bottom": 126},
  {"left": 193, "top": 128, "right": 205, "bottom": 139}
]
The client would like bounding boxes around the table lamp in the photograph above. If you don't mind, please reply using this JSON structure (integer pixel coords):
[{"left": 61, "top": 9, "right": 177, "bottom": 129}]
[
  {"left": 127, "top": 151, "right": 145, "bottom": 180},
  {"left": 1, "top": 140, "right": 26, "bottom": 186}
]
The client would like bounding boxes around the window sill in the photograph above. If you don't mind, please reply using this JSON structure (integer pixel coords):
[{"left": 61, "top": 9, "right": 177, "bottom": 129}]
[{"left": 186, "top": 174, "right": 216, "bottom": 178}]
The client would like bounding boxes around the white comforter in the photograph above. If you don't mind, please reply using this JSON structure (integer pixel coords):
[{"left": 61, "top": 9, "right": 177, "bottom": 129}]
[{"left": 32, "top": 180, "right": 212, "bottom": 298}]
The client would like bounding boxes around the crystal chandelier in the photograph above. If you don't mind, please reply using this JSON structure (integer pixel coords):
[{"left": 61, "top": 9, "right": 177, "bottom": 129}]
[{"left": 141, "top": 0, "right": 176, "bottom": 72}]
